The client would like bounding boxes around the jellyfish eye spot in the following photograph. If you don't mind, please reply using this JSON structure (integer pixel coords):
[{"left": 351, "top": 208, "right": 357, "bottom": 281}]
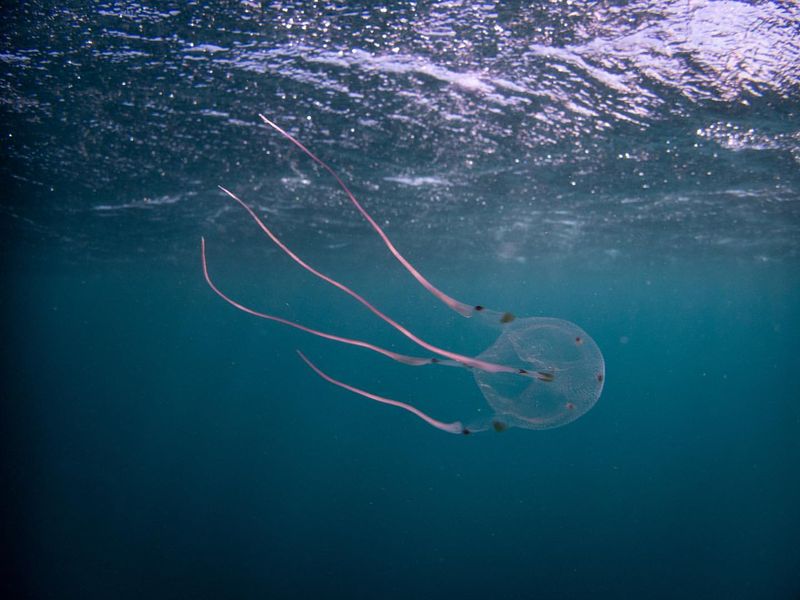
[
  {"left": 597, "top": 373, "right": 604, "bottom": 382},
  {"left": 565, "top": 402, "right": 576, "bottom": 411},
  {"left": 500, "top": 312, "right": 516, "bottom": 324},
  {"left": 492, "top": 420, "right": 508, "bottom": 432},
  {"left": 462, "top": 428, "right": 472, "bottom": 435},
  {"left": 575, "top": 336, "right": 583, "bottom": 345},
  {"left": 474, "top": 305, "right": 485, "bottom": 312}
]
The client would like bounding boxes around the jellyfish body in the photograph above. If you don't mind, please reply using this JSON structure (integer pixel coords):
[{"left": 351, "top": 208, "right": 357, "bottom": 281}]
[
  {"left": 474, "top": 317, "right": 605, "bottom": 431},
  {"left": 203, "top": 116, "right": 605, "bottom": 434}
]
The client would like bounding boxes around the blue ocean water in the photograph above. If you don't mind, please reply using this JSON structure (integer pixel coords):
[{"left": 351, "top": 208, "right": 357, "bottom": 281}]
[{"left": 2, "top": 2, "right": 799, "bottom": 599}]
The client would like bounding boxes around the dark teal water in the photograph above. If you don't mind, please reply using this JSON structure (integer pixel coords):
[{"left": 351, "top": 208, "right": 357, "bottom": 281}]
[
  {"left": 3, "top": 2, "right": 800, "bottom": 599},
  {"left": 5, "top": 254, "right": 799, "bottom": 598}
]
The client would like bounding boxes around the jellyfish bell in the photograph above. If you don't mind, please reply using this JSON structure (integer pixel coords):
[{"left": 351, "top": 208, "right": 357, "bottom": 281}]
[{"left": 474, "top": 317, "right": 605, "bottom": 431}]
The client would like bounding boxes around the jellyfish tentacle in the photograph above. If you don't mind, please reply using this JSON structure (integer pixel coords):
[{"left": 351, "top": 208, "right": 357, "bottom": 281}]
[
  {"left": 296, "top": 350, "right": 465, "bottom": 435},
  {"left": 216, "top": 186, "right": 527, "bottom": 377},
  {"left": 258, "top": 114, "right": 476, "bottom": 318},
  {"left": 202, "top": 237, "right": 433, "bottom": 367}
]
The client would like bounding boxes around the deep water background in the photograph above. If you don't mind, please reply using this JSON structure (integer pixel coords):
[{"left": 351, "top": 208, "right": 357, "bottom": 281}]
[{"left": 2, "top": 2, "right": 800, "bottom": 599}]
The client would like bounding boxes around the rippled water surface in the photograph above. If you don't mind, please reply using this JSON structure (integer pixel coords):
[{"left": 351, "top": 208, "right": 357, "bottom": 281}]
[{"left": 3, "top": 0, "right": 799, "bottom": 263}]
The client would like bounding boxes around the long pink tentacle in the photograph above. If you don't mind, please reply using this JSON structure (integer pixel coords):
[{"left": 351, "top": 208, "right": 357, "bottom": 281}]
[
  {"left": 297, "top": 351, "right": 465, "bottom": 435},
  {"left": 201, "top": 237, "right": 433, "bottom": 367},
  {"left": 217, "top": 186, "right": 528, "bottom": 377},
  {"left": 258, "top": 114, "right": 475, "bottom": 318}
]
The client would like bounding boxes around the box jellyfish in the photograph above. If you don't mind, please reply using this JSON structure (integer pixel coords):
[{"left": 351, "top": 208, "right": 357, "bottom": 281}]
[{"left": 202, "top": 115, "right": 605, "bottom": 434}]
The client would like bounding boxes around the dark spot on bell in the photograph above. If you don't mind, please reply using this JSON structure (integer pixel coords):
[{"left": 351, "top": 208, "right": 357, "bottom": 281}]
[
  {"left": 597, "top": 373, "right": 604, "bottom": 382},
  {"left": 500, "top": 312, "right": 516, "bottom": 324},
  {"left": 492, "top": 420, "right": 508, "bottom": 433},
  {"left": 575, "top": 336, "right": 583, "bottom": 345},
  {"left": 565, "top": 402, "right": 576, "bottom": 411}
]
